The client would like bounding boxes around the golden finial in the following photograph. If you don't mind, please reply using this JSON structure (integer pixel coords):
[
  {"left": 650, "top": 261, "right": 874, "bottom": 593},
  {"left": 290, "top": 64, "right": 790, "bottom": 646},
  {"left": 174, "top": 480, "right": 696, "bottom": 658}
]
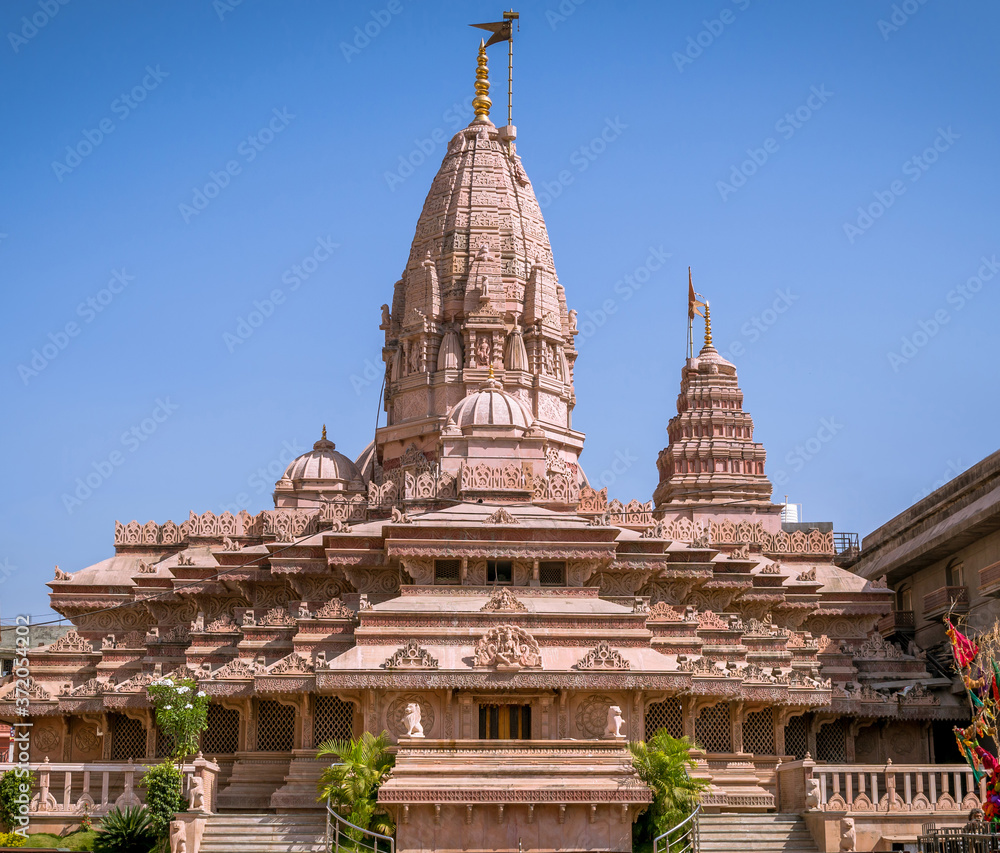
[
  {"left": 472, "top": 39, "right": 492, "bottom": 122},
  {"left": 488, "top": 364, "right": 495, "bottom": 380},
  {"left": 321, "top": 424, "right": 327, "bottom": 441},
  {"left": 704, "top": 302, "right": 713, "bottom": 347}
]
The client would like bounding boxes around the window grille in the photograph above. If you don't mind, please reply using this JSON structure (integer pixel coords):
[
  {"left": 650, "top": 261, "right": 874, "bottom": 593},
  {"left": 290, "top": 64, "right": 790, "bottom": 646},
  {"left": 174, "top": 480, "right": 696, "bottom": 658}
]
[
  {"left": 645, "top": 699, "right": 684, "bottom": 739},
  {"left": 257, "top": 699, "right": 295, "bottom": 752},
  {"left": 434, "top": 559, "right": 461, "bottom": 585},
  {"left": 816, "top": 718, "right": 847, "bottom": 762},
  {"left": 202, "top": 704, "right": 240, "bottom": 754},
  {"left": 110, "top": 714, "right": 146, "bottom": 761},
  {"left": 155, "top": 726, "right": 176, "bottom": 759},
  {"left": 784, "top": 715, "right": 808, "bottom": 759},
  {"left": 743, "top": 708, "right": 775, "bottom": 755},
  {"left": 695, "top": 703, "right": 732, "bottom": 753},
  {"left": 315, "top": 696, "right": 354, "bottom": 743},
  {"left": 487, "top": 560, "right": 512, "bottom": 583},
  {"left": 539, "top": 561, "right": 566, "bottom": 585}
]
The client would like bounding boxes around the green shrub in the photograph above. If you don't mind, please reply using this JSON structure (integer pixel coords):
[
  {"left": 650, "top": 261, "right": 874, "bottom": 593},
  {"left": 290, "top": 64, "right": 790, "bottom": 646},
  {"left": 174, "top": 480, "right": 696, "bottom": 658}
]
[
  {"left": 317, "top": 731, "right": 395, "bottom": 839},
  {"left": 92, "top": 805, "right": 156, "bottom": 853},
  {"left": 0, "top": 770, "right": 35, "bottom": 833},
  {"left": 140, "top": 762, "right": 185, "bottom": 837},
  {"left": 629, "top": 730, "right": 705, "bottom": 849}
]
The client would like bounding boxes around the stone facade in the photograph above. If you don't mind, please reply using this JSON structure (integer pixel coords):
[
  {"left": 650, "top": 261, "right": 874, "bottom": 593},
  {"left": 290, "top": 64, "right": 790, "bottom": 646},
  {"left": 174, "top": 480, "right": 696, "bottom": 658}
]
[{"left": 0, "top": 41, "right": 970, "bottom": 853}]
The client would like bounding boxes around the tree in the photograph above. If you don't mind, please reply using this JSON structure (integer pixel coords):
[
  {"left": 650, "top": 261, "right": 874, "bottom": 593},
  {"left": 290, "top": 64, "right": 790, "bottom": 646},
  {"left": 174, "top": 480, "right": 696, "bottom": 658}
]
[
  {"left": 629, "top": 730, "right": 705, "bottom": 848},
  {"left": 147, "top": 677, "right": 210, "bottom": 761},
  {"left": 316, "top": 732, "right": 395, "bottom": 840}
]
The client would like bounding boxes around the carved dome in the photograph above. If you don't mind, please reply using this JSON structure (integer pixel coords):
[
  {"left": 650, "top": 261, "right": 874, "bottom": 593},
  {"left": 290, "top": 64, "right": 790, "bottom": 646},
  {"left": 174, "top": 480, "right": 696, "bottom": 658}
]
[
  {"left": 448, "top": 381, "right": 535, "bottom": 431},
  {"left": 280, "top": 429, "right": 362, "bottom": 484}
]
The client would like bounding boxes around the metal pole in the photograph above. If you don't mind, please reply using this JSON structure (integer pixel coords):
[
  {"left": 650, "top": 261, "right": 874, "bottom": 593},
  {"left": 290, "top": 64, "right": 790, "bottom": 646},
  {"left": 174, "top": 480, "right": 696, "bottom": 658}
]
[{"left": 508, "top": 34, "right": 513, "bottom": 126}]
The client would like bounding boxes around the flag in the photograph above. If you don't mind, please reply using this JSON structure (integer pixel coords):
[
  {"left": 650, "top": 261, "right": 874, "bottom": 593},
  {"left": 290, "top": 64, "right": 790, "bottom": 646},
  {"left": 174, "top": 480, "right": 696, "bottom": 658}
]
[
  {"left": 470, "top": 19, "right": 513, "bottom": 47},
  {"left": 688, "top": 267, "right": 707, "bottom": 319}
]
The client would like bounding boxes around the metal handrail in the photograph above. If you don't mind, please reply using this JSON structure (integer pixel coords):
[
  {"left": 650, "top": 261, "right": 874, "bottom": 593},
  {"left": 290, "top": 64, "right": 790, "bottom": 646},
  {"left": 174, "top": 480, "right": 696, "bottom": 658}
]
[
  {"left": 325, "top": 800, "right": 395, "bottom": 853},
  {"left": 653, "top": 803, "right": 700, "bottom": 853}
]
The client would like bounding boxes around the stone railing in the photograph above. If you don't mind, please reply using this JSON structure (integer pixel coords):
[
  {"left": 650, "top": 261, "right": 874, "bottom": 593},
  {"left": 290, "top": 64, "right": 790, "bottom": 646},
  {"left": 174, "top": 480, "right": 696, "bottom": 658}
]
[
  {"left": 777, "top": 759, "right": 983, "bottom": 814},
  {"left": 0, "top": 754, "right": 219, "bottom": 817}
]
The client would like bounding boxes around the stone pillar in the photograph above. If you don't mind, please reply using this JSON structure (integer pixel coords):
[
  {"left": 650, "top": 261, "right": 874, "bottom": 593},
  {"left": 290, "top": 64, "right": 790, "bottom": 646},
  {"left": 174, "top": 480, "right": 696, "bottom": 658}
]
[
  {"left": 444, "top": 689, "right": 454, "bottom": 739},
  {"left": 732, "top": 701, "right": 744, "bottom": 754},
  {"left": 630, "top": 692, "right": 642, "bottom": 742},
  {"left": 682, "top": 698, "right": 696, "bottom": 742},
  {"left": 459, "top": 694, "right": 474, "bottom": 739},
  {"left": 301, "top": 695, "right": 314, "bottom": 750},
  {"left": 245, "top": 700, "right": 258, "bottom": 752},
  {"left": 539, "top": 695, "right": 554, "bottom": 740},
  {"left": 60, "top": 717, "right": 72, "bottom": 762},
  {"left": 774, "top": 712, "right": 786, "bottom": 757},
  {"left": 558, "top": 690, "right": 568, "bottom": 739}
]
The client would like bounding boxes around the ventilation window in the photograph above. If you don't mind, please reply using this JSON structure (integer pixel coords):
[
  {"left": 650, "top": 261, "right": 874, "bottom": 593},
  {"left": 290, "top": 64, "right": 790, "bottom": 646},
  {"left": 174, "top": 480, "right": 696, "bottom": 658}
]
[
  {"left": 434, "top": 559, "right": 461, "bottom": 585},
  {"left": 487, "top": 560, "right": 512, "bottom": 584},
  {"left": 539, "top": 561, "right": 565, "bottom": 586}
]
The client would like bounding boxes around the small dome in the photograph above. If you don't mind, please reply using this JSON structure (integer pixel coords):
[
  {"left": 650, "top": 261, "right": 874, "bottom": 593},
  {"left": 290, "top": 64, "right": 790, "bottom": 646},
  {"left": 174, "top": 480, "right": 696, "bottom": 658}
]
[
  {"left": 448, "top": 380, "right": 534, "bottom": 431},
  {"left": 281, "top": 427, "right": 362, "bottom": 483}
]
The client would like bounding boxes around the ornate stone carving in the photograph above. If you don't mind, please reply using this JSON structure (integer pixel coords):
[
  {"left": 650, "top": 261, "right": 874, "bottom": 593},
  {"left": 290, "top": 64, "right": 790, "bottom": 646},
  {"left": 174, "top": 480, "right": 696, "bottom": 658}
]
[
  {"left": 404, "top": 703, "right": 424, "bottom": 737},
  {"left": 210, "top": 658, "right": 265, "bottom": 680},
  {"left": 315, "top": 597, "right": 357, "bottom": 620},
  {"left": 480, "top": 587, "right": 527, "bottom": 613},
  {"left": 385, "top": 641, "right": 439, "bottom": 670},
  {"left": 267, "top": 653, "right": 314, "bottom": 675},
  {"left": 483, "top": 507, "right": 519, "bottom": 525},
  {"left": 605, "top": 705, "right": 625, "bottom": 738},
  {"left": 856, "top": 632, "right": 905, "bottom": 659},
  {"left": 258, "top": 607, "right": 296, "bottom": 627},
  {"left": 575, "top": 694, "right": 617, "bottom": 738},
  {"left": 206, "top": 615, "right": 239, "bottom": 633},
  {"left": 48, "top": 631, "right": 93, "bottom": 654},
  {"left": 388, "top": 694, "right": 435, "bottom": 737},
  {"left": 578, "top": 641, "right": 630, "bottom": 671},
  {"left": 474, "top": 626, "right": 542, "bottom": 669}
]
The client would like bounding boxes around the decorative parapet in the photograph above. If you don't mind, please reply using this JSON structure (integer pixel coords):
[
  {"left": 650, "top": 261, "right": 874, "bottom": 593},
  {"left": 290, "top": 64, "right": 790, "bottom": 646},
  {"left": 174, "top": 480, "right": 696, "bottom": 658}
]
[
  {"left": 263, "top": 509, "right": 318, "bottom": 541},
  {"left": 314, "top": 597, "right": 357, "bottom": 620},
  {"left": 115, "top": 510, "right": 268, "bottom": 548},
  {"left": 578, "top": 485, "right": 608, "bottom": 515},
  {"left": 711, "top": 519, "right": 835, "bottom": 556},
  {"left": 461, "top": 462, "right": 529, "bottom": 494},
  {"left": 607, "top": 499, "right": 653, "bottom": 527},
  {"left": 319, "top": 495, "right": 368, "bottom": 524}
]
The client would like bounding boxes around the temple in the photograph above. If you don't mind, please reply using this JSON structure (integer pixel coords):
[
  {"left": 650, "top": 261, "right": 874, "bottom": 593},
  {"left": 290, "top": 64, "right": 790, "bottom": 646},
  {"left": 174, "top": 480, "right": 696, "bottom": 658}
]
[{"left": 0, "top": 31, "right": 976, "bottom": 853}]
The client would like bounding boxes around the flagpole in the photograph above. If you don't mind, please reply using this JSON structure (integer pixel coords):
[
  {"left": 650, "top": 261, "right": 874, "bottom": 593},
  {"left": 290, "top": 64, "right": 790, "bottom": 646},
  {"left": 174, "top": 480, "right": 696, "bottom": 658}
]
[{"left": 503, "top": 10, "right": 519, "bottom": 126}]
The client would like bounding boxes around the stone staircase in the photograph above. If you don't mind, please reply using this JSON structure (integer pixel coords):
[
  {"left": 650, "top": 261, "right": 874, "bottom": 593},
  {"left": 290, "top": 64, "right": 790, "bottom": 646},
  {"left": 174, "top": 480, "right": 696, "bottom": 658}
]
[
  {"left": 199, "top": 813, "right": 328, "bottom": 853},
  {"left": 699, "top": 813, "right": 819, "bottom": 853}
]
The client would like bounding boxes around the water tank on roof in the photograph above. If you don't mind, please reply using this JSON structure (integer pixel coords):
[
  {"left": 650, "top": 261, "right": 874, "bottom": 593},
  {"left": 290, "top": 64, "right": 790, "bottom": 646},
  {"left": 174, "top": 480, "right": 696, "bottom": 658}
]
[{"left": 780, "top": 501, "right": 800, "bottom": 524}]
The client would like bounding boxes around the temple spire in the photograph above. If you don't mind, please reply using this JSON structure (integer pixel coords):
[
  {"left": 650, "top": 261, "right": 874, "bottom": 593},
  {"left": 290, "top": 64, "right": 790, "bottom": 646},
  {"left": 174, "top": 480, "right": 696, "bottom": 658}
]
[
  {"left": 704, "top": 303, "right": 713, "bottom": 348},
  {"left": 472, "top": 40, "right": 492, "bottom": 122}
]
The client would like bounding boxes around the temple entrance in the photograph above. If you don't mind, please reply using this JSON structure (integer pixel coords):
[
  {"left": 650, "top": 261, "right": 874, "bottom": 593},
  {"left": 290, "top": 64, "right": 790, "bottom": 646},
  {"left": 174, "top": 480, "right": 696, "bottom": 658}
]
[{"left": 479, "top": 703, "right": 531, "bottom": 739}]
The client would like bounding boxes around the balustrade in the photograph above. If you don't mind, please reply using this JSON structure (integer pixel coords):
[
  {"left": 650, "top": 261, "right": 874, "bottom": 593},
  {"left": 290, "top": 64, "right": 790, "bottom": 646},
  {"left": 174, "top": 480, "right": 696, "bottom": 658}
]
[{"left": 0, "top": 756, "right": 218, "bottom": 817}]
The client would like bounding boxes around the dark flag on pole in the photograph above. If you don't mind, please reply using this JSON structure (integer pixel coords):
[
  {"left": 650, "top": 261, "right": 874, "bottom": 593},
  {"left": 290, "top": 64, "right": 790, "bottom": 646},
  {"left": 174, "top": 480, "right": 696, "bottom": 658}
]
[{"left": 470, "top": 19, "right": 513, "bottom": 46}]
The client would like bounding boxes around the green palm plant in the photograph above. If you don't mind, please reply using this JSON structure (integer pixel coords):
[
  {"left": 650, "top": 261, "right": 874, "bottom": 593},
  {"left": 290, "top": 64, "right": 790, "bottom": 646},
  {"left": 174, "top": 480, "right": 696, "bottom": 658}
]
[
  {"left": 316, "top": 731, "right": 396, "bottom": 840},
  {"left": 92, "top": 805, "right": 157, "bottom": 853},
  {"left": 629, "top": 730, "right": 706, "bottom": 849}
]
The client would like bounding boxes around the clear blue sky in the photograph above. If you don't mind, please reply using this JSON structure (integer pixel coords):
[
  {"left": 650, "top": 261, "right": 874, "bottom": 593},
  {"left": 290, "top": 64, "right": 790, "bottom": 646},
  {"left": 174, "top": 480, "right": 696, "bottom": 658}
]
[{"left": 2, "top": 0, "right": 998, "bottom": 620}]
